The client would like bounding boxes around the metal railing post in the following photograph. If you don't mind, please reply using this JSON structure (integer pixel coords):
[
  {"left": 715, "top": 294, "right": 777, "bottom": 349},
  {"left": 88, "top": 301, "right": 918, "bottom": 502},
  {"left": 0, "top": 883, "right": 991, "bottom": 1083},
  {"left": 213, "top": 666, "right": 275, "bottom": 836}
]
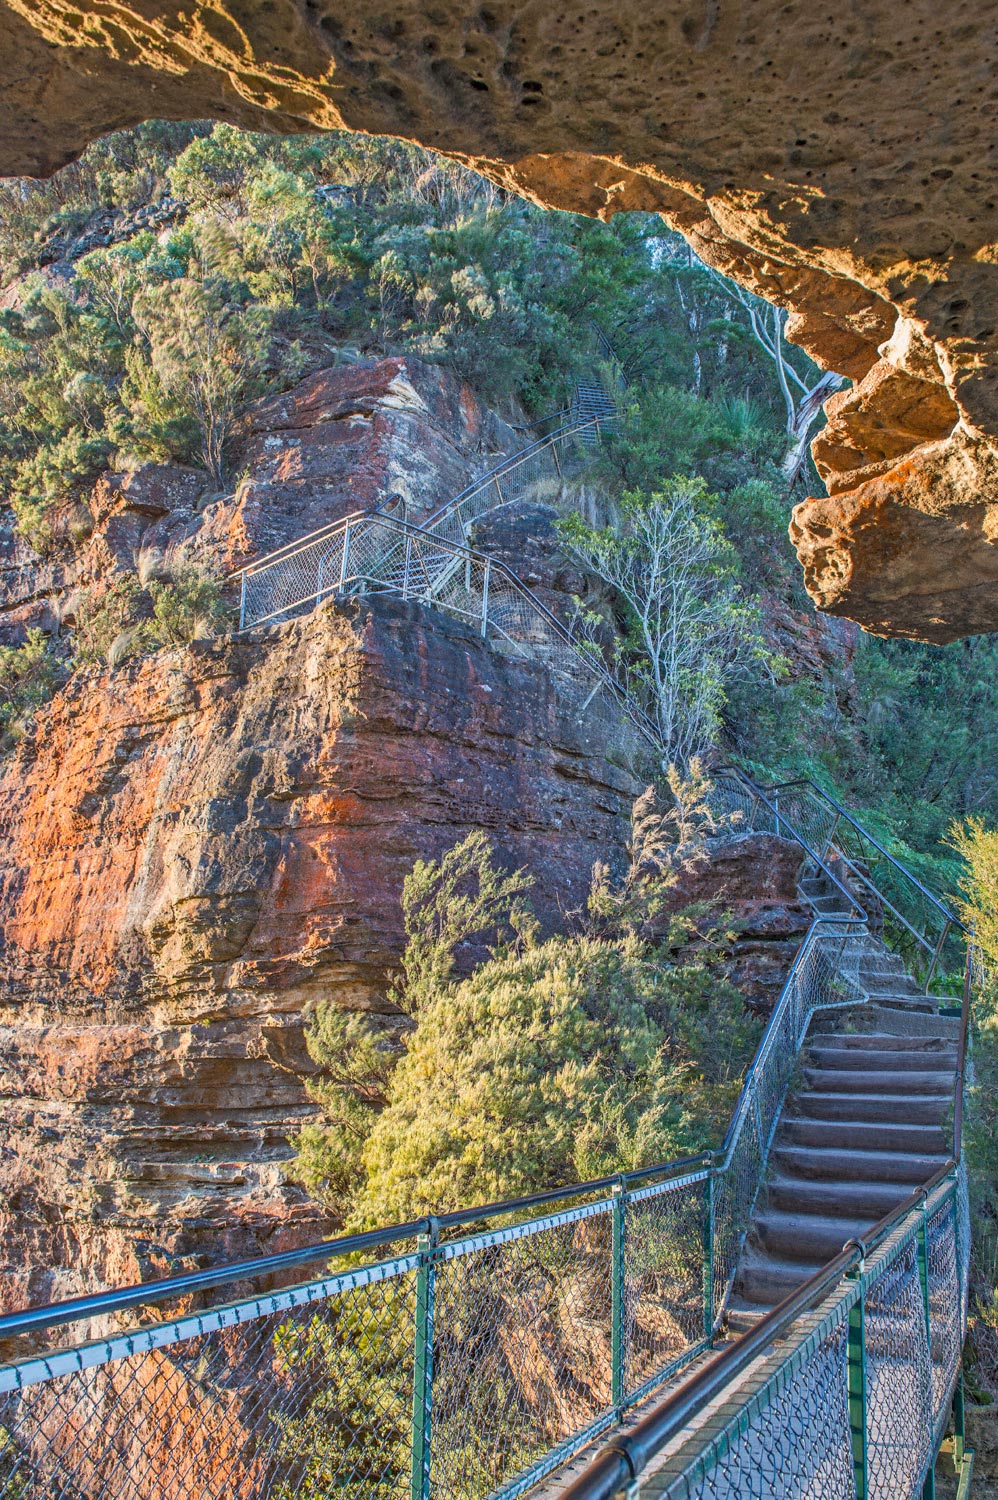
[
  {"left": 552, "top": 437, "right": 563, "bottom": 479},
  {"left": 481, "top": 561, "right": 490, "bottom": 638},
  {"left": 916, "top": 1197, "right": 936, "bottom": 1497},
  {"left": 925, "top": 918, "right": 951, "bottom": 991},
  {"left": 340, "top": 523, "right": 352, "bottom": 589},
  {"left": 953, "top": 1367, "right": 966, "bottom": 1472},
  {"left": 821, "top": 809, "right": 841, "bottom": 862},
  {"left": 238, "top": 570, "right": 247, "bottom": 631},
  {"left": 703, "top": 1168, "right": 715, "bottom": 1339},
  {"left": 411, "top": 1221, "right": 438, "bottom": 1500},
  {"left": 611, "top": 1180, "right": 626, "bottom": 1419},
  {"left": 402, "top": 535, "right": 413, "bottom": 600},
  {"left": 847, "top": 1274, "right": 868, "bottom": 1500}
]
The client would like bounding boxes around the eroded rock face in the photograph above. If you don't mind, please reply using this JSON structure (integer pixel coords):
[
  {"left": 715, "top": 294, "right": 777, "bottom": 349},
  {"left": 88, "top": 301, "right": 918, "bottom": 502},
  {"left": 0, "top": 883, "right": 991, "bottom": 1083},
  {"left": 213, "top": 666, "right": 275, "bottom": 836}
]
[
  {"left": 0, "top": 598, "right": 648, "bottom": 1308},
  {"left": 0, "top": 354, "right": 517, "bottom": 646},
  {"left": 1, "top": 1, "right": 997, "bottom": 639}
]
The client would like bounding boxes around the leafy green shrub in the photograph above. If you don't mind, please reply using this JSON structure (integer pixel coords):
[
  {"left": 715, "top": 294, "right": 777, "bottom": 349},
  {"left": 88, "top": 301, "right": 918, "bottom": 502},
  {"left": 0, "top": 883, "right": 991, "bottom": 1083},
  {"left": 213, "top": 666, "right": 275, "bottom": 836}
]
[
  {"left": 0, "top": 629, "right": 62, "bottom": 750},
  {"left": 10, "top": 429, "right": 109, "bottom": 555},
  {"left": 72, "top": 575, "right": 143, "bottom": 668},
  {"left": 146, "top": 564, "right": 229, "bottom": 645},
  {"left": 948, "top": 817, "right": 998, "bottom": 1396}
]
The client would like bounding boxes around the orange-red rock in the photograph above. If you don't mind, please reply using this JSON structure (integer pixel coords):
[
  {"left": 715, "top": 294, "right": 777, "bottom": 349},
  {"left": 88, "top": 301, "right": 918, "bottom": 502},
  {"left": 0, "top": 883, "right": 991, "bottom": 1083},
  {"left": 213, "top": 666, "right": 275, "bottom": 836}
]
[{"left": 0, "top": 598, "right": 647, "bottom": 1307}]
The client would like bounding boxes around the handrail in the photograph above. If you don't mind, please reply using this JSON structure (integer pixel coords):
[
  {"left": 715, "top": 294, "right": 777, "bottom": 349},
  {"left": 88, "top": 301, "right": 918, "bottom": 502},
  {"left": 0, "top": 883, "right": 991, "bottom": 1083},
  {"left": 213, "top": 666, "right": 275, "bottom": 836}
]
[
  {"left": 757, "top": 774, "right": 962, "bottom": 932},
  {"left": 717, "top": 770, "right": 866, "bottom": 931},
  {"left": 0, "top": 1150, "right": 711, "bottom": 1344},
  {"left": 717, "top": 918, "right": 866, "bottom": 1165},
  {"left": 228, "top": 410, "right": 611, "bottom": 600},
  {"left": 560, "top": 1163, "right": 961, "bottom": 1500}
]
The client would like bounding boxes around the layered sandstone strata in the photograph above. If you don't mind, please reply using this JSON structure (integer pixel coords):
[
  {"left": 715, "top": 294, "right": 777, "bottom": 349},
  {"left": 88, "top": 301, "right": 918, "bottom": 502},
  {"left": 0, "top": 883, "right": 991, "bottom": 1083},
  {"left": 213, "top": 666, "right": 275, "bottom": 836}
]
[{"left": 0, "top": 597, "right": 649, "bottom": 1309}]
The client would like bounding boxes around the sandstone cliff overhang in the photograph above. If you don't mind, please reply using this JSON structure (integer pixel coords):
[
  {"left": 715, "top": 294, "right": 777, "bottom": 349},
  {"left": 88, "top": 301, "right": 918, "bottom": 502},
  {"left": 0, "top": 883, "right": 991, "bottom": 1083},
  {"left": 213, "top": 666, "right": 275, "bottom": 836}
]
[{"left": 0, "top": 2, "right": 996, "bottom": 641}]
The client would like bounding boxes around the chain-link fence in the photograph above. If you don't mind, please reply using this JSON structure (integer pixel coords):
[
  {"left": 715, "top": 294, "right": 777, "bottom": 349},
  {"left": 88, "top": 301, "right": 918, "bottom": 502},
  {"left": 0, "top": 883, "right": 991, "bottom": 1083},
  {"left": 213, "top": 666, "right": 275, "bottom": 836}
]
[
  {"left": 0, "top": 1169, "right": 715, "bottom": 1500},
  {"left": 650, "top": 1171, "right": 966, "bottom": 1500},
  {"left": 236, "top": 413, "right": 612, "bottom": 631},
  {"left": 724, "top": 774, "right": 962, "bottom": 990}
]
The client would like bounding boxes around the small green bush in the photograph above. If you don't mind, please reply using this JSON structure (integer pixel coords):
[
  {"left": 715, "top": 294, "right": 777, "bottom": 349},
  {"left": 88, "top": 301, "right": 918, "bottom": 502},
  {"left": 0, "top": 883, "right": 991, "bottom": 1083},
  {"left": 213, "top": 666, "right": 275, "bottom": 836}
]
[
  {"left": 72, "top": 575, "right": 143, "bottom": 668},
  {"left": 0, "top": 628, "right": 62, "bottom": 750},
  {"left": 146, "top": 564, "right": 228, "bottom": 646}
]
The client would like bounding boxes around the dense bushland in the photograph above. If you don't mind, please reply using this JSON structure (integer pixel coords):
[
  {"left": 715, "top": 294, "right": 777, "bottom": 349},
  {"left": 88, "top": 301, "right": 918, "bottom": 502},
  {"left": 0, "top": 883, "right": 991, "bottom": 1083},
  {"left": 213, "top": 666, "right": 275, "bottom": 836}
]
[{"left": 295, "top": 794, "right": 758, "bottom": 1225}]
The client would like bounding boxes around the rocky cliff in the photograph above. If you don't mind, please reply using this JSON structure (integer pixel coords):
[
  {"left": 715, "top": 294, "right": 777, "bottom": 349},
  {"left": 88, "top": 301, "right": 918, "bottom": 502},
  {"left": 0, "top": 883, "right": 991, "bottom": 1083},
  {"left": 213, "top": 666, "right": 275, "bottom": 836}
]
[
  {"left": 0, "top": 354, "right": 659, "bottom": 1310},
  {"left": 0, "top": 348, "right": 829, "bottom": 1312},
  {"left": 0, "top": 596, "right": 652, "bottom": 1311},
  {"left": 0, "top": 1, "right": 995, "bottom": 641}
]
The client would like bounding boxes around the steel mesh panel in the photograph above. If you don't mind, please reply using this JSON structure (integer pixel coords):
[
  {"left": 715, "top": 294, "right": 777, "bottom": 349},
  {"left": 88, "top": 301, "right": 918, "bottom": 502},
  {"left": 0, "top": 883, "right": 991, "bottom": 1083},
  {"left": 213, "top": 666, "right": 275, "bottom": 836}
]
[
  {"left": 430, "top": 1207, "right": 613, "bottom": 1500},
  {"left": 712, "top": 1110, "right": 763, "bottom": 1322},
  {"left": 662, "top": 1314, "right": 854, "bottom": 1500},
  {"left": 0, "top": 1269, "right": 417, "bottom": 1500},
  {"left": 926, "top": 1199, "right": 960, "bottom": 1440},
  {"left": 624, "top": 1179, "right": 707, "bottom": 1397},
  {"left": 864, "top": 1234, "right": 932, "bottom": 1500}
]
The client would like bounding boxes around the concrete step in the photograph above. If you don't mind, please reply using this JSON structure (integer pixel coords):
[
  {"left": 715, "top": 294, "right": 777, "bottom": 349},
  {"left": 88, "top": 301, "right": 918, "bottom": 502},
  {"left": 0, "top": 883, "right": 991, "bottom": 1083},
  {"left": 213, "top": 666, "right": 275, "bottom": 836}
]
[
  {"left": 805, "top": 1044, "right": 957, "bottom": 1074},
  {"left": 778, "top": 1117, "right": 949, "bottom": 1154},
  {"left": 750, "top": 1210, "right": 874, "bottom": 1263},
  {"left": 764, "top": 1174, "right": 913, "bottom": 1220},
  {"left": 800, "top": 1066, "right": 954, "bottom": 1095},
  {"left": 790, "top": 1090, "right": 952, "bottom": 1126},
  {"left": 771, "top": 1144, "right": 949, "bottom": 1185}
]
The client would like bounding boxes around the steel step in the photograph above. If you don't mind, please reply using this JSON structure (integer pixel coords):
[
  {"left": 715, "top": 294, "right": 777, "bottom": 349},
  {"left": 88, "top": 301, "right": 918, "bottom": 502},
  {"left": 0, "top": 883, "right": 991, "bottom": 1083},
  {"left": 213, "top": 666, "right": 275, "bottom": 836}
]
[
  {"left": 771, "top": 1144, "right": 949, "bottom": 1184},
  {"left": 735, "top": 1252, "right": 823, "bottom": 1307},
  {"left": 750, "top": 1210, "right": 877, "bottom": 1263},
  {"left": 800, "top": 1066, "right": 954, "bottom": 1095},
  {"left": 777, "top": 1116, "right": 949, "bottom": 1154},
  {"left": 790, "top": 1090, "right": 952, "bottom": 1126},
  {"left": 807, "top": 1032, "right": 955, "bottom": 1055},
  {"left": 764, "top": 1174, "right": 913, "bottom": 1220},
  {"left": 805, "top": 1044, "right": 957, "bottom": 1074}
]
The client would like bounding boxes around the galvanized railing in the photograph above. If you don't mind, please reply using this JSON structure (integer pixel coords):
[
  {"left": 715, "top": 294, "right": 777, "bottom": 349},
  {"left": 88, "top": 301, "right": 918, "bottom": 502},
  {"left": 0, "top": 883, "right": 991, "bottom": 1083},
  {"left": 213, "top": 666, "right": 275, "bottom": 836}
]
[
  {"left": 235, "top": 410, "right": 615, "bottom": 631},
  {"left": 562, "top": 1163, "right": 971, "bottom": 1500},
  {"left": 731, "top": 774, "right": 962, "bottom": 991},
  {"left": 2, "top": 334, "right": 973, "bottom": 1499}
]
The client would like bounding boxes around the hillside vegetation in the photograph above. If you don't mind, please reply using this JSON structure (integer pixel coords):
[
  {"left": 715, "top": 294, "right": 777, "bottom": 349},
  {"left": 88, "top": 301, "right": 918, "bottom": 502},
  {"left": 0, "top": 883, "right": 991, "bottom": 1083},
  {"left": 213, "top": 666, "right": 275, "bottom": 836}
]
[{"left": 1, "top": 121, "right": 994, "bottom": 900}]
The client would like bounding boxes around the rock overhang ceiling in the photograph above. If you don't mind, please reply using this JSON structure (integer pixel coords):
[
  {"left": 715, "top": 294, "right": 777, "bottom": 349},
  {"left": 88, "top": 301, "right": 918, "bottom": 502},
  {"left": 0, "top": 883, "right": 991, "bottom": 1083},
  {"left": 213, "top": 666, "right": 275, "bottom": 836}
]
[{"left": 1, "top": 0, "right": 996, "bottom": 641}]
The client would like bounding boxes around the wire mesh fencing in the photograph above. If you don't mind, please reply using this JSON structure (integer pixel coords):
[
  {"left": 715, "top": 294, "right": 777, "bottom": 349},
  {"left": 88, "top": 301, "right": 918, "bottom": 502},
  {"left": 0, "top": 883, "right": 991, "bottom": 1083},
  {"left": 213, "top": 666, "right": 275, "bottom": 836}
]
[
  {"left": 0, "top": 1168, "right": 718, "bottom": 1500},
  {"left": 652, "top": 1173, "right": 965, "bottom": 1500},
  {"left": 709, "top": 923, "right": 868, "bottom": 1321},
  {"left": 235, "top": 414, "right": 612, "bottom": 632},
  {"left": 720, "top": 775, "right": 961, "bottom": 990}
]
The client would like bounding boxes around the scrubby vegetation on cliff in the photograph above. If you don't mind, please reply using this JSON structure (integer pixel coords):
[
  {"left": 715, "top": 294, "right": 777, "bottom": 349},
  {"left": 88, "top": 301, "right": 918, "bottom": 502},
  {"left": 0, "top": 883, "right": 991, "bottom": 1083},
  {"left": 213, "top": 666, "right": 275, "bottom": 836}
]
[{"left": 296, "top": 805, "right": 758, "bottom": 1225}]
